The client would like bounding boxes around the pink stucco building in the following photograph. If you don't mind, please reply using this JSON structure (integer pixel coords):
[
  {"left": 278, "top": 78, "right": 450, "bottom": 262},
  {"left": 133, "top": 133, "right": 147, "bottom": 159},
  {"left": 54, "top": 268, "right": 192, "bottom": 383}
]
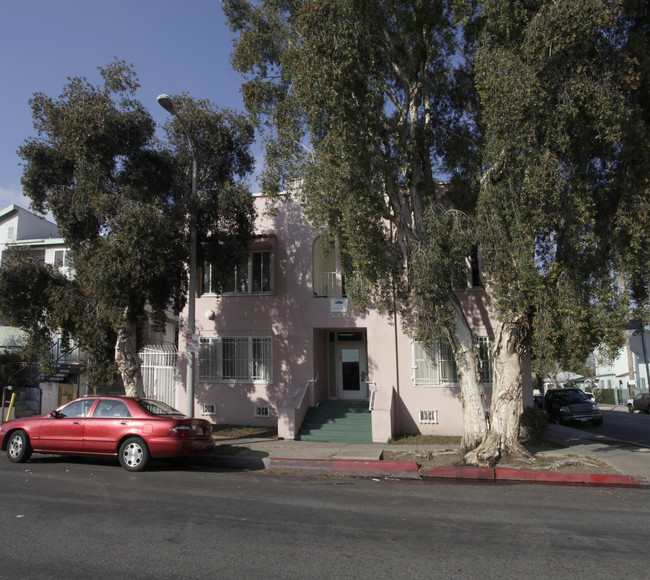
[{"left": 180, "top": 196, "right": 529, "bottom": 442}]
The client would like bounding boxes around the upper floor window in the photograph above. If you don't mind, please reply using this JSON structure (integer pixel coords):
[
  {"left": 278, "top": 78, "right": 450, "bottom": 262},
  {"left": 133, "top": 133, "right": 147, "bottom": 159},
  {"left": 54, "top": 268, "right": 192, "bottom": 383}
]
[
  {"left": 313, "top": 237, "right": 337, "bottom": 298},
  {"left": 54, "top": 250, "right": 69, "bottom": 268},
  {"left": 202, "top": 251, "right": 271, "bottom": 296}
]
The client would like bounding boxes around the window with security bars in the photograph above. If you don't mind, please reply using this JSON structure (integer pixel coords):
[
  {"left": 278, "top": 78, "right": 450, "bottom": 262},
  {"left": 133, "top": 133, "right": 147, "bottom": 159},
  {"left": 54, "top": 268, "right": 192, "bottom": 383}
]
[
  {"left": 413, "top": 340, "right": 457, "bottom": 386},
  {"left": 199, "top": 336, "right": 272, "bottom": 382},
  {"left": 413, "top": 337, "right": 492, "bottom": 386}
]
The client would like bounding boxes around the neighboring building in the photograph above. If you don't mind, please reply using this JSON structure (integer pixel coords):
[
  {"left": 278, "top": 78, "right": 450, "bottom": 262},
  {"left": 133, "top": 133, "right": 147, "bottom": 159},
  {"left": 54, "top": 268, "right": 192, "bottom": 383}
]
[
  {"left": 594, "top": 323, "right": 650, "bottom": 398},
  {"left": 0, "top": 204, "right": 80, "bottom": 414},
  {"left": 181, "top": 196, "right": 533, "bottom": 442},
  {"left": 0, "top": 204, "right": 66, "bottom": 269},
  {"left": 0, "top": 204, "right": 178, "bottom": 415}
]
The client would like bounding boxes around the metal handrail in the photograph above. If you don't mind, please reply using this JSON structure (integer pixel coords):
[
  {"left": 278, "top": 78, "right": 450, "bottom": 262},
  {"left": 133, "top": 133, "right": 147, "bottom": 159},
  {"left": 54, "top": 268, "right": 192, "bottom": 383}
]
[
  {"left": 367, "top": 382, "right": 377, "bottom": 411},
  {"left": 295, "top": 373, "right": 319, "bottom": 410},
  {"left": 313, "top": 272, "right": 336, "bottom": 297}
]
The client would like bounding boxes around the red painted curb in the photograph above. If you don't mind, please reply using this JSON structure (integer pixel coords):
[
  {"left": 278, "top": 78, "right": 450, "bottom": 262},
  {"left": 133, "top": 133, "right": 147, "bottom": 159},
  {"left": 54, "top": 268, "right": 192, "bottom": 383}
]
[
  {"left": 495, "top": 468, "right": 644, "bottom": 488},
  {"left": 265, "top": 458, "right": 649, "bottom": 488},
  {"left": 421, "top": 465, "right": 495, "bottom": 481},
  {"left": 269, "top": 457, "right": 420, "bottom": 476}
]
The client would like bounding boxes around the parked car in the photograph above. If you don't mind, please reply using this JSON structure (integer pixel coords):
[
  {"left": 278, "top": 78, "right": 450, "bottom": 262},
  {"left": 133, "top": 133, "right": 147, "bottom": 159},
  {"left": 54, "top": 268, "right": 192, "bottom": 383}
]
[
  {"left": 544, "top": 388, "right": 603, "bottom": 426},
  {"left": 0, "top": 396, "right": 215, "bottom": 471},
  {"left": 627, "top": 393, "right": 650, "bottom": 414}
]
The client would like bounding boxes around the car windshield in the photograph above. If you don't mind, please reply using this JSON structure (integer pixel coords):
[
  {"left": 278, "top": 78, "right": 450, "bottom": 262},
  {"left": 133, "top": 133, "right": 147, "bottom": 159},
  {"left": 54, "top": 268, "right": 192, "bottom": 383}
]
[
  {"left": 137, "top": 399, "right": 185, "bottom": 417},
  {"left": 557, "top": 390, "right": 590, "bottom": 403}
]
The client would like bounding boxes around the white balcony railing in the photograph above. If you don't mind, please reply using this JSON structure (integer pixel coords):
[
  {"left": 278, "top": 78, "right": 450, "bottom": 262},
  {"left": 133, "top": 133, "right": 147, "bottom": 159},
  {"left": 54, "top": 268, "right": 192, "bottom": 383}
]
[{"left": 314, "top": 271, "right": 337, "bottom": 297}]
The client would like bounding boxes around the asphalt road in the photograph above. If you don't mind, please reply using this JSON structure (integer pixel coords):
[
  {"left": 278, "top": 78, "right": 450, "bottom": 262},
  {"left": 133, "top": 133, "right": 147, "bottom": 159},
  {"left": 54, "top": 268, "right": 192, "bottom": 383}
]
[
  {"left": 583, "top": 408, "right": 650, "bottom": 446},
  {"left": 1, "top": 455, "right": 647, "bottom": 579}
]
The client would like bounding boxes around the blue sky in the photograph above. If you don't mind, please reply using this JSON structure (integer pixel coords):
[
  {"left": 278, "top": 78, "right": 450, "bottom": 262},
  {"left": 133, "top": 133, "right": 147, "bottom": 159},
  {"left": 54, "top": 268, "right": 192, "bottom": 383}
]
[{"left": 0, "top": 0, "right": 256, "bottom": 211}]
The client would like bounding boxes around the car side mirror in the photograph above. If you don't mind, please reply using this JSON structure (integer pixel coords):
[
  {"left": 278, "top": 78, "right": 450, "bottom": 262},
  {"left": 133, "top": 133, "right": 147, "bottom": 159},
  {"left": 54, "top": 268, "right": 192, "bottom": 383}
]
[{"left": 49, "top": 410, "right": 63, "bottom": 419}]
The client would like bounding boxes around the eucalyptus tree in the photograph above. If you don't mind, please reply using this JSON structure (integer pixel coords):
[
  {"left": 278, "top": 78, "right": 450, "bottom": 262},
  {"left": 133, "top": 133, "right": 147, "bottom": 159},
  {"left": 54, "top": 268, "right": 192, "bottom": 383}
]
[
  {"left": 225, "top": 0, "right": 490, "bottom": 451},
  {"left": 225, "top": 0, "right": 650, "bottom": 466},
  {"left": 463, "top": 0, "right": 646, "bottom": 464},
  {"left": 16, "top": 60, "right": 256, "bottom": 395}
]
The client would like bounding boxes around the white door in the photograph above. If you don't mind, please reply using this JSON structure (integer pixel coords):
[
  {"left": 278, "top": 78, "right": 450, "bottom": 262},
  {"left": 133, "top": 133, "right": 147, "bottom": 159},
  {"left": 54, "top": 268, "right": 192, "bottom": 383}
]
[{"left": 336, "top": 343, "right": 367, "bottom": 400}]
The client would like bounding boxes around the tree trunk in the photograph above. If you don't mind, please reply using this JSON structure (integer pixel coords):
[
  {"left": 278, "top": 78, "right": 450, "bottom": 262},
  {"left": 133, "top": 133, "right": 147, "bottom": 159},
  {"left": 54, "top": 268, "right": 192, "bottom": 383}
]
[
  {"left": 115, "top": 321, "right": 145, "bottom": 398},
  {"left": 463, "top": 316, "right": 530, "bottom": 466},
  {"left": 446, "top": 297, "right": 488, "bottom": 452}
]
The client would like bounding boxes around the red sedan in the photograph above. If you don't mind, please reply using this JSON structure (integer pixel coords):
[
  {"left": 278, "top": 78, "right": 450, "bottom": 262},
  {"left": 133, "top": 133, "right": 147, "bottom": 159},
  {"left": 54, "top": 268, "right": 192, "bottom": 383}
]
[{"left": 1, "top": 396, "right": 215, "bottom": 471}]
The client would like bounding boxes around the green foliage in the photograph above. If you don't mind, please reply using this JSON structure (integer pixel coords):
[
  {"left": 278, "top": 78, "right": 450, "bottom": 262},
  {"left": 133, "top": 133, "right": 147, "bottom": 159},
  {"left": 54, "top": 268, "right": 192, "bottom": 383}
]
[
  {"left": 519, "top": 406, "right": 548, "bottom": 446},
  {"left": 0, "top": 250, "right": 118, "bottom": 389},
  {"left": 225, "top": 1, "right": 650, "bottom": 450},
  {"left": 0, "top": 352, "right": 27, "bottom": 389},
  {"left": 14, "top": 60, "right": 256, "bottom": 386},
  {"left": 473, "top": 0, "right": 648, "bottom": 363},
  {"left": 599, "top": 388, "right": 616, "bottom": 405},
  {"left": 225, "top": 0, "right": 477, "bottom": 329}
]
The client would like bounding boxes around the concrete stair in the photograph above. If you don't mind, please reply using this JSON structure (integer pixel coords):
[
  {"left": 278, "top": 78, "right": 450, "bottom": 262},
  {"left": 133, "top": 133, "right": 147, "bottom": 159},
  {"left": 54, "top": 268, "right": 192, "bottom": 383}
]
[
  {"left": 13, "top": 400, "right": 38, "bottom": 419},
  {"left": 297, "top": 401, "right": 372, "bottom": 443}
]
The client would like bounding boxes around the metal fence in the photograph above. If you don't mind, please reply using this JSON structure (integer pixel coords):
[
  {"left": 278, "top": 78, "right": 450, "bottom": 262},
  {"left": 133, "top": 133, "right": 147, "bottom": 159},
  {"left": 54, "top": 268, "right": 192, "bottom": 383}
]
[{"left": 140, "top": 344, "right": 178, "bottom": 408}]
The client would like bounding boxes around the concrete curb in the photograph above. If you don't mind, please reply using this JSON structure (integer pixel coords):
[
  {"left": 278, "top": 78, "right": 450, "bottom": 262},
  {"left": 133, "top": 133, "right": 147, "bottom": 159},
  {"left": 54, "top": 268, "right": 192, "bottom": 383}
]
[
  {"left": 268, "top": 457, "right": 421, "bottom": 479},
  {"left": 421, "top": 465, "right": 649, "bottom": 488},
  {"left": 206, "top": 454, "right": 650, "bottom": 488}
]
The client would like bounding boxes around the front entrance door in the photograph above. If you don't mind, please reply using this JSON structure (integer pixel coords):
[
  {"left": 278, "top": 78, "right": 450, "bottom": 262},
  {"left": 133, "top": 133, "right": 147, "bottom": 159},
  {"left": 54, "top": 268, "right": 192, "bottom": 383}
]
[{"left": 336, "top": 343, "right": 367, "bottom": 400}]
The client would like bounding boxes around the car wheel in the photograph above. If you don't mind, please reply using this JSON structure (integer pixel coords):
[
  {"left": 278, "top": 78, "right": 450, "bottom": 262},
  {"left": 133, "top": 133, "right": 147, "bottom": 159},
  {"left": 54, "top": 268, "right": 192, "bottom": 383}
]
[
  {"left": 592, "top": 417, "right": 603, "bottom": 427},
  {"left": 118, "top": 437, "right": 150, "bottom": 472},
  {"left": 7, "top": 430, "right": 32, "bottom": 463},
  {"left": 628, "top": 404, "right": 634, "bottom": 413}
]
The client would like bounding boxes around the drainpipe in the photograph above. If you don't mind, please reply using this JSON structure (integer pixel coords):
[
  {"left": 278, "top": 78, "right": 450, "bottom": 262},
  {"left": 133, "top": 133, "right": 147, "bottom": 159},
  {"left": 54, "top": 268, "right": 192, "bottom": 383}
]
[
  {"left": 391, "top": 221, "right": 401, "bottom": 434},
  {"left": 393, "top": 296, "right": 400, "bottom": 434},
  {"left": 640, "top": 326, "right": 650, "bottom": 393}
]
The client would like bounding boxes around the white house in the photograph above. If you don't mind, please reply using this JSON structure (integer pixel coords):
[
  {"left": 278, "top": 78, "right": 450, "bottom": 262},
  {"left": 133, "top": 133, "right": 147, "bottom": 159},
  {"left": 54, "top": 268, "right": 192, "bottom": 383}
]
[{"left": 594, "top": 323, "right": 650, "bottom": 396}]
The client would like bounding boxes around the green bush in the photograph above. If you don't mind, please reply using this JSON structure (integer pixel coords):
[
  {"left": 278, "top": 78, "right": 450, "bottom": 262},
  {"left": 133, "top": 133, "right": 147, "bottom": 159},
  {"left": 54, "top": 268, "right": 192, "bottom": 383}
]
[
  {"left": 520, "top": 406, "right": 548, "bottom": 446},
  {"left": 600, "top": 389, "right": 616, "bottom": 405}
]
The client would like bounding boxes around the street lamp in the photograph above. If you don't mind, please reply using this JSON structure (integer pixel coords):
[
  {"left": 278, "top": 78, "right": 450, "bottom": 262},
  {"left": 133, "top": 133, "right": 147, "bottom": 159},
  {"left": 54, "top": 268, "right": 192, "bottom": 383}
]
[{"left": 158, "top": 94, "right": 198, "bottom": 417}]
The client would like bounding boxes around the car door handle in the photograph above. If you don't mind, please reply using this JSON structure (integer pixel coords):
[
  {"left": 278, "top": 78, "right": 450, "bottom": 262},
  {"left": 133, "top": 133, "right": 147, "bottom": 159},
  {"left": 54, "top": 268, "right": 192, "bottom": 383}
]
[{"left": 73, "top": 421, "right": 82, "bottom": 425}]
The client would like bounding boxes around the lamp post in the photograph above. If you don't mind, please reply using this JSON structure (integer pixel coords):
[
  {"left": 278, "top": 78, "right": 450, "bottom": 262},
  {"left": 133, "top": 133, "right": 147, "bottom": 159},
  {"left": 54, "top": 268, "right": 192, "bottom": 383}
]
[{"left": 158, "top": 94, "right": 198, "bottom": 417}]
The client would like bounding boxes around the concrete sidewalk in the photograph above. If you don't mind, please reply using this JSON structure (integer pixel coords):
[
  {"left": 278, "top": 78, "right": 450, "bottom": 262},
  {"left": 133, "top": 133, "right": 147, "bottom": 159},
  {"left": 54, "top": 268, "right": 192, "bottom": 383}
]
[{"left": 203, "top": 419, "right": 650, "bottom": 488}]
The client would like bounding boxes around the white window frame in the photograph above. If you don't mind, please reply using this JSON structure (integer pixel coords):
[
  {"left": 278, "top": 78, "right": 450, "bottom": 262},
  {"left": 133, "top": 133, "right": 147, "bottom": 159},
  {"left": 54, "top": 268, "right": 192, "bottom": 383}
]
[
  {"left": 413, "top": 337, "right": 492, "bottom": 387},
  {"left": 199, "top": 336, "right": 273, "bottom": 383},
  {"left": 413, "top": 340, "right": 458, "bottom": 387},
  {"left": 54, "top": 249, "right": 69, "bottom": 267}
]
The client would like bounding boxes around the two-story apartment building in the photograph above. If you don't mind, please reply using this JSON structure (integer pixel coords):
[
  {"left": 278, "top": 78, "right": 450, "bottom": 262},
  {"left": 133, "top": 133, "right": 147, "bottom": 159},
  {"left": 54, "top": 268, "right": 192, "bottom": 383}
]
[{"left": 182, "top": 196, "right": 531, "bottom": 442}]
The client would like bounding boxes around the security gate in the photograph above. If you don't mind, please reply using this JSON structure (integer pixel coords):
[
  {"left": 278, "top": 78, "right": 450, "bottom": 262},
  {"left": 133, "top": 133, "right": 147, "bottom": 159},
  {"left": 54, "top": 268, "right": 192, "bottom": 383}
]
[{"left": 139, "top": 344, "right": 178, "bottom": 408}]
